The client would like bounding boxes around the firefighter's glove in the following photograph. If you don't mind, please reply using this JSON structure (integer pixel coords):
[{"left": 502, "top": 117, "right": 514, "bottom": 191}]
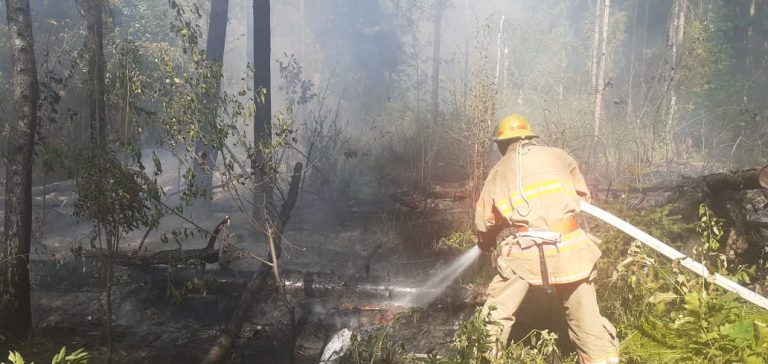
[{"left": 476, "top": 232, "right": 496, "bottom": 253}]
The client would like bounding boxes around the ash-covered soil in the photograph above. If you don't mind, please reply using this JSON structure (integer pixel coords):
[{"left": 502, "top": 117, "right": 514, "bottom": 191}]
[
  {"left": 17, "top": 191, "right": 475, "bottom": 363},
  {"left": 15, "top": 183, "right": 580, "bottom": 363}
]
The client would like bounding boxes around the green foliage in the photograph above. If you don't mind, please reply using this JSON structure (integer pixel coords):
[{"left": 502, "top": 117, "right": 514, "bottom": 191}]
[
  {"left": 429, "top": 309, "right": 576, "bottom": 364},
  {"left": 606, "top": 204, "right": 768, "bottom": 363},
  {"left": 694, "top": 204, "right": 753, "bottom": 283},
  {"left": 166, "top": 269, "right": 207, "bottom": 305},
  {"left": 696, "top": 203, "right": 725, "bottom": 253},
  {"left": 3, "top": 347, "right": 89, "bottom": 364},
  {"left": 591, "top": 201, "right": 695, "bottom": 278},
  {"left": 439, "top": 229, "right": 476, "bottom": 250},
  {"left": 438, "top": 308, "right": 498, "bottom": 364},
  {"left": 72, "top": 151, "right": 159, "bottom": 247},
  {"left": 348, "top": 308, "right": 422, "bottom": 364},
  {"left": 159, "top": 226, "right": 203, "bottom": 246},
  {"left": 50, "top": 347, "right": 89, "bottom": 364},
  {"left": 346, "top": 307, "right": 576, "bottom": 364}
]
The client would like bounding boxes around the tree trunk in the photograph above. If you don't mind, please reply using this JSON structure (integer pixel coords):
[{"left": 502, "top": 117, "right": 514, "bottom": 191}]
[
  {"left": 593, "top": 0, "right": 610, "bottom": 137},
  {"left": 665, "top": 0, "right": 687, "bottom": 160},
  {"left": 494, "top": 15, "right": 505, "bottom": 86},
  {"left": 252, "top": 0, "right": 273, "bottom": 219},
  {"left": 192, "top": 0, "right": 230, "bottom": 198},
  {"left": 83, "top": 0, "right": 107, "bottom": 148},
  {"left": 0, "top": 0, "right": 39, "bottom": 342},
  {"left": 626, "top": 0, "right": 638, "bottom": 123},
  {"left": 590, "top": 0, "right": 603, "bottom": 92},
  {"left": 745, "top": 0, "right": 756, "bottom": 71},
  {"left": 431, "top": 0, "right": 444, "bottom": 125}
]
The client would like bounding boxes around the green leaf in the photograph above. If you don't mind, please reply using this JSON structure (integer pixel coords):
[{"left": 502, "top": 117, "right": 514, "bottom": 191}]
[
  {"left": 648, "top": 291, "right": 679, "bottom": 304},
  {"left": 65, "top": 347, "right": 89, "bottom": 362},
  {"left": 7, "top": 351, "right": 25, "bottom": 364},
  {"left": 52, "top": 346, "right": 66, "bottom": 363},
  {"left": 720, "top": 320, "right": 753, "bottom": 345},
  {"left": 684, "top": 292, "right": 701, "bottom": 311},
  {"left": 755, "top": 321, "right": 768, "bottom": 348}
]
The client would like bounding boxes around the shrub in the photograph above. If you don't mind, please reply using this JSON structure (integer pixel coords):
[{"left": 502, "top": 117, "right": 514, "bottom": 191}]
[{"left": 3, "top": 347, "right": 89, "bottom": 364}]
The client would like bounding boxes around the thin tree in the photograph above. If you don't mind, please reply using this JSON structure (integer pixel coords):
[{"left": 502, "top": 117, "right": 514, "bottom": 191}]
[
  {"left": 665, "top": 0, "right": 687, "bottom": 159},
  {"left": 252, "top": 0, "right": 272, "bottom": 219},
  {"left": 82, "top": 0, "right": 107, "bottom": 147},
  {"left": 593, "top": 0, "right": 610, "bottom": 136},
  {"left": 590, "top": 0, "right": 603, "bottom": 92},
  {"left": 0, "top": 0, "right": 39, "bottom": 342},
  {"left": 431, "top": 0, "right": 445, "bottom": 125},
  {"left": 192, "top": 0, "right": 230, "bottom": 198},
  {"left": 745, "top": 0, "right": 756, "bottom": 71},
  {"left": 626, "top": 0, "right": 639, "bottom": 122},
  {"left": 494, "top": 15, "right": 505, "bottom": 86},
  {"left": 81, "top": 1, "right": 117, "bottom": 360}
]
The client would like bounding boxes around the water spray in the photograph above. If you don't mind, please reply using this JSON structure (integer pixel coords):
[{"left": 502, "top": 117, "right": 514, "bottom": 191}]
[{"left": 396, "top": 245, "right": 482, "bottom": 307}]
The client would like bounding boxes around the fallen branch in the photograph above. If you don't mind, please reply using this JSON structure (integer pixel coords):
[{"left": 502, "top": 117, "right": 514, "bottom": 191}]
[
  {"left": 86, "top": 217, "right": 230, "bottom": 267},
  {"left": 596, "top": 165, "right": 768, "bottom": 194}
]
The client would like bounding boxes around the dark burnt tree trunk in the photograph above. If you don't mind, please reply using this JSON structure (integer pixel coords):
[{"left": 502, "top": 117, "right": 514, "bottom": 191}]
[
  {"left": 251, "top": 0, "right": 273, "bottom": 219},
  {"left": 0, "top": 0, "right": 39, "bottom": 342},
  {"left": 83, "top": 0, "right": 107, "bottom": 147},
  {"left": 192, "top": 0, "right": 229, "bottom": 200}
]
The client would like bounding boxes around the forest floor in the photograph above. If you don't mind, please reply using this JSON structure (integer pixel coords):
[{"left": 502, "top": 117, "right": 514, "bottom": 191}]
[
  {"left": 17, "top": 163, "right": 768, "bottom": 363},
  {"left": 16, "top": 187, "right": 515, "bottom": 363}
]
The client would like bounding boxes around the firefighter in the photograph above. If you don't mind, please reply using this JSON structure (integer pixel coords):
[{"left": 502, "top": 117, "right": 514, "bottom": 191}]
[{"left": 475, "top": 113, "right": 619, "bottom": 364}]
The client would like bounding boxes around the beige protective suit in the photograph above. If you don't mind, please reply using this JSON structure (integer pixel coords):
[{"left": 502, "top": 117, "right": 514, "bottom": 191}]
[{"left": 475, "top": 140, "right": 619, "bottom": 364}]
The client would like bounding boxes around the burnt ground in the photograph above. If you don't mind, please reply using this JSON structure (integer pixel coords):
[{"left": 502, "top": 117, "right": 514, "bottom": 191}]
[{"left": 10, "top": 188, "right": 580, "bottom": 363}]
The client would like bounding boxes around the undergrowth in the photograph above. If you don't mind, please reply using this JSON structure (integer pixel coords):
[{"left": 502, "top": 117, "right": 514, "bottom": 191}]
[
  {"left": 347, "top": 200, "right": 768, "bottom": 363},
  {"left": 346, "top": 307, "right": 576, "bottom": 364},
  {"left": 3, "top": 347, "right": 89, "bottom": 364},
  {"left": 599, "top": 202, "right": 768, "bottom": 363}
]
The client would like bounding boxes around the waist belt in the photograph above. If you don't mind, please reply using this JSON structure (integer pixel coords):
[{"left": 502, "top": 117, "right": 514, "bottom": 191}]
[
  {"left": 515, "top": 216, "right": 579, "bottom": 235},
  {"left": 513, "top": 216, "right": 579, "bottom": 286}
]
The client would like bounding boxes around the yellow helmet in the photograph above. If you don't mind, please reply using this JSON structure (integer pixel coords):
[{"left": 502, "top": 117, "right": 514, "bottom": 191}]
[{"left": 494, "top": 113, "right": 537, "bottom": 141}]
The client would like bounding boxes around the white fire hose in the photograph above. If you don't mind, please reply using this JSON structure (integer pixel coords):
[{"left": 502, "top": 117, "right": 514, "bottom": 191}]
[{"left": 580, "top": 201, "right": 768, "bottom": 310}]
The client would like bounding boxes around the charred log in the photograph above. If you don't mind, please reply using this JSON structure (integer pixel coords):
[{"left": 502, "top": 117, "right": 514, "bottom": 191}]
[
  {"left": 86, "top": 217, "right": 231, "bottom": 267},
  {"left": 595, "top": 166, "right": 768, "bottom": 196},
  {"left": 609, "top": 166, "right": 768, "bottom": 283},
  {"left": 664, "top": 167, "right": 768, "bottom": 262},
  {"left": 392, "top": 183, "right": 471, "bottom": 211},
  {"left": 85, "top": 248, "right": 219, "bottom": 267}
]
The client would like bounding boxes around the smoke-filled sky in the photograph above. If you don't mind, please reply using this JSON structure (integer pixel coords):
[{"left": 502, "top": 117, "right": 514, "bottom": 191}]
[{"left": 1, "top": 0, "right": 766, "bottom": 189}]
